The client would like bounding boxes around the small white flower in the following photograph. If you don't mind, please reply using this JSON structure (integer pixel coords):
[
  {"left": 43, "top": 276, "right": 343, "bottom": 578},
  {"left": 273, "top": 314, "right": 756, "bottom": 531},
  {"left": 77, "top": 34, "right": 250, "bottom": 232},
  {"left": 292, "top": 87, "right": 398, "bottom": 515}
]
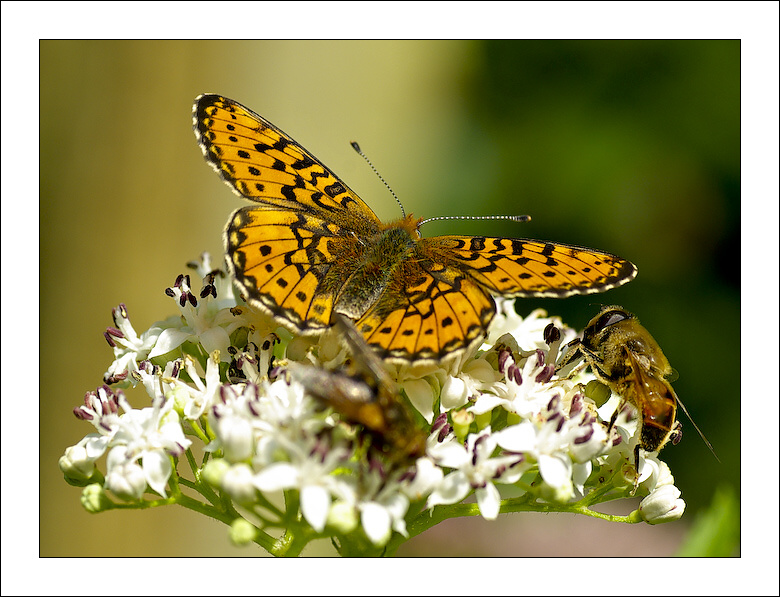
[
  {"left": 361, "top": 493, "right": 410, "bottom": 546},
  {"left": 475, "top": 343, "right": 572, "bottom": 420},
  {"left": 177, "top": 352, "right": 223, "bottom": 420},
  {"left": 102, "top": 303, "right": 167, "bottom": 385},
  {"left": 636, "top": 452, "right": 676, "bottom": 493},
  {"left": 212, "top": 406, "right": 255, "bottom": 463},
  {"left": 401, "top": 457, "right": 444, "bottom": 501},
  {"left": 352, "top": 471, "right": 412, "bottom": 546},
  {"left": 427, "top": 427, "right": 522, "bottom": 520},
  {"left": 72, "top": 385, "right": 127, "bottom": 460},
  {"left": 84, "top": 382, "right": 191, "bottom": 500},
  {"left": 253, "top": 437, "right": 354, "bottom": 533},
  {"left": 149, "top": 273, "right": 251, "bottom": 363},
  {"left": 186, "top": 253, "right": 237, "bottom": 305},
  {"left": 252, "top": 378, "right": 326, "bottom": 452},
  {"left": 104, "top": 403, "right": 188, "bottom": 498},
  {"left": 206, "top": 382, "right": 263, "bottom": 460},
  {"left": 440, "top": 356, "right": 503, "bottom": 411},
  {"left": 494, "top": 396, "right": 607, "bottom": 496}
]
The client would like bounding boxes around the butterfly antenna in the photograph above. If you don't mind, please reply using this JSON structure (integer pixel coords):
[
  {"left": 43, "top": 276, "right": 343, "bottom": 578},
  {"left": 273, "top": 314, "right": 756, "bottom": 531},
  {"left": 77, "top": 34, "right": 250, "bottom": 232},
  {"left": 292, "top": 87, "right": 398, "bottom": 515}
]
[
  {"left": 351, "top": 141, "right": 406, "bottom": 218},
  {"left": 419, "top": 214, "right": 532, "bottom": 228}
]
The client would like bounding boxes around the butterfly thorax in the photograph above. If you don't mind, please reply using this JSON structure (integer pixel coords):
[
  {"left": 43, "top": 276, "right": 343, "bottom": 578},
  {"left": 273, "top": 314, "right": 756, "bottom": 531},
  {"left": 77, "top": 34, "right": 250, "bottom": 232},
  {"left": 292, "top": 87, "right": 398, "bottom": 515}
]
[{"left": 333, "top": 216, "right": 422, "bottom": 320}]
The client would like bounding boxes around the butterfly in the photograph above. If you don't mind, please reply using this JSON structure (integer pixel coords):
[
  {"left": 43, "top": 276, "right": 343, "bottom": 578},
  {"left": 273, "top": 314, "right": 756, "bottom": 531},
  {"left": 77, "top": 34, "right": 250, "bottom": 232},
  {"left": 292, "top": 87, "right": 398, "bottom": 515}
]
[{"left": 193, "top": 94, "right": 637, "bottom": 364}]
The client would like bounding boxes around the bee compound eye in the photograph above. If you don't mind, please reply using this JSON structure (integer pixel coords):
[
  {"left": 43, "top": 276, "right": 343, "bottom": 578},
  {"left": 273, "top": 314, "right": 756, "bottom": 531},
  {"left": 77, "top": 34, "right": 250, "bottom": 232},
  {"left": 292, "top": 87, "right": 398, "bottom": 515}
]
[{"left": 595, "top": 308, "right": 632, "bottom": 332}]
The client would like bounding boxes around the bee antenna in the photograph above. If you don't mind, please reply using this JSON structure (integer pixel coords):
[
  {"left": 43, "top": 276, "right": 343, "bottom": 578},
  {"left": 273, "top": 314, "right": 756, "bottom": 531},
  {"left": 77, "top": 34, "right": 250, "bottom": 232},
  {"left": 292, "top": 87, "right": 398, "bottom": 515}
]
[
  {"left": 419, "top": 214, "right": 532, "bottom": 228},
  {"left": 676, "top": 397, "right": 720, "bottom": 463},
  {"left": 351, "top": 141, "right": 405, "bottom": 219}
]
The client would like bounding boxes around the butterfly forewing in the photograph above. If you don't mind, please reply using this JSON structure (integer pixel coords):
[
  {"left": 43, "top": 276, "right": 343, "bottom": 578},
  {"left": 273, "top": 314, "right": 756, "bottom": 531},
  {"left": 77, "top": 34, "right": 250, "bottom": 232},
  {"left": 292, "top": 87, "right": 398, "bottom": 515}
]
[
  {"left": 424, "top": 236, "right": 637, "bottom": 298},
  {"left": 194, "top": 94, "right": 381, "bottom": 234}
]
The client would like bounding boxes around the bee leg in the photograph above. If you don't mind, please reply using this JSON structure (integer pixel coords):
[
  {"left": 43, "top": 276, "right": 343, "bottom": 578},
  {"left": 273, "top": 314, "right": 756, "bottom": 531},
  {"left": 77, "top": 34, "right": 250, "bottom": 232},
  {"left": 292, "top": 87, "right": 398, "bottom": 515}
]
[
  {"left": 631, "top": 444, "right": 641, "bottom": 495},
  {"left": 606, "top": 406, "right": 619, "bottom": 434}
]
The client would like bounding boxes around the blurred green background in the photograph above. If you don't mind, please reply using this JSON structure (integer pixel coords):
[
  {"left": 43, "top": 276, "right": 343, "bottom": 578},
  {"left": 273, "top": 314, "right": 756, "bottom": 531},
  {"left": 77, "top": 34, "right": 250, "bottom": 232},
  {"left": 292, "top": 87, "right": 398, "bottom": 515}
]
[{"left": 40, "top": 40, "right": 739, "bottom": 556}]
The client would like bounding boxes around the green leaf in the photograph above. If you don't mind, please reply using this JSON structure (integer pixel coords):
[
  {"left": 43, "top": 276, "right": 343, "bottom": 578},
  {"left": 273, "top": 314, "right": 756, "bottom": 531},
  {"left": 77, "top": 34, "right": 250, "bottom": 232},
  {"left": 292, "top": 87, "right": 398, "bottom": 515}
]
[{"left": 675, "top": 485, "right": 739, "bottom": 557}]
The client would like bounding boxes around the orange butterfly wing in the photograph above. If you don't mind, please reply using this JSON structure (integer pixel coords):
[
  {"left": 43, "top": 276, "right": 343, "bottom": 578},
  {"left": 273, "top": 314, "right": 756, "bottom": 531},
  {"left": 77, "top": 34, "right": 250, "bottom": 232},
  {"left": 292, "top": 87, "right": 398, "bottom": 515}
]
[
  {"left": 422, "top": 235, "right": 637, "bottom": 298},
  {"left": 195, "top": 94, "right": 381, "bottom": 332},
  {"left": 194, "top": 94, "right": 380, "bottom": 232},
  {"left": 352, "top": 249, "right": 496, "bottom": 362}
]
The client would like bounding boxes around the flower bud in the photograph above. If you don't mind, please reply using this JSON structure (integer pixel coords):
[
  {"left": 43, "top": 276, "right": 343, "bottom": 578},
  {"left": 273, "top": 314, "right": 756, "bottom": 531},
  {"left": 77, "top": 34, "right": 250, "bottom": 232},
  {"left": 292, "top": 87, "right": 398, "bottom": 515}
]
[
  {"left": 59, "top": 444, "right": 96, "bottom": 483},
  {"left": 81, "top": 484, "right": 113, "bottom": 513},
  {"left": 202, "top": 457, "right": 230, "bottom": 487},
  {"left": 637, "top": 484, "right": 686, "bottom": 524},
  {"left": 229, "top": 518, "right": 258, "bottom": 546},
  {"left": 222, "top": 463, "right": 258, "bottom": 504},
  {"left": 327, "top": 500, "right": 359, "bottom": 535}
]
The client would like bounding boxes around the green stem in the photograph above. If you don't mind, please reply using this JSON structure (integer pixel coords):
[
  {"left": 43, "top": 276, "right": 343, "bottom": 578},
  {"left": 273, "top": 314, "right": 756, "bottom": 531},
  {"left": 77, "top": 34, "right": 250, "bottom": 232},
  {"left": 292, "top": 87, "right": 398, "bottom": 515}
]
[
  {"left": 269, "top": 525, "right": 314, "bottom": 557},
  {"left": 397, "top": 493, "right": 638, "bottom": 544}
]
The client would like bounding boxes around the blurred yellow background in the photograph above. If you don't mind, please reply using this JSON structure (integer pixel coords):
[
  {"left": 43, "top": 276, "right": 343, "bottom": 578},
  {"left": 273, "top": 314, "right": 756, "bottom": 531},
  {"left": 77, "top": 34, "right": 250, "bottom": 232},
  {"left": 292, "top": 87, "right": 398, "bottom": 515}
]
[{"left": 40, "top": 40, "right": 739, "bottom": 557}]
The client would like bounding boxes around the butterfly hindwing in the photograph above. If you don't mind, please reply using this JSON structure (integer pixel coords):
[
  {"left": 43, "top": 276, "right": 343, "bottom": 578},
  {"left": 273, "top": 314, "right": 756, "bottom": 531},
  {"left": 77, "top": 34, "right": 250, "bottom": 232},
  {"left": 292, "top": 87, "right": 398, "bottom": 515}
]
[
  {"left": 225, "top": 205, "right": 357, "bottom": 332},
  {"left": 353, "top": 257, "right": 495, "bottom": 361}
]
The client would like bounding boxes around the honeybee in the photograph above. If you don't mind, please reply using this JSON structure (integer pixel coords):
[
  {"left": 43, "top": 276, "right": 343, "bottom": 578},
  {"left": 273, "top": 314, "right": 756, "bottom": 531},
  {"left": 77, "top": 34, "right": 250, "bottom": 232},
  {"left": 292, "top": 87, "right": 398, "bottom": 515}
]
[
  {"left": 288, "top": 313, "right": 428, "bottom": 463},
  {"left": 557, "top": 305, "right": 716, "bottom": 483}
]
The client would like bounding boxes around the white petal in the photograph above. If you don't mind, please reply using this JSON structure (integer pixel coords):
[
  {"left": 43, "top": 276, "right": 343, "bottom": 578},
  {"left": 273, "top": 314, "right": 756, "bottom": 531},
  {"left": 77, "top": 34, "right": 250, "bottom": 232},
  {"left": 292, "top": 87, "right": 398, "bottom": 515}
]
[
  {"left": 440, "top": 376, "right": 468, "bottom": 410},
  {"left": 463, "top": 358, "right": 501, "bottom": 384},
  {"left": 382, "top": 493, "right": 410, "bottom": 523},
  {"left": 222, "top": 463, "right": 257, "bottom": 503},
  {"left": 148, "top": 328, "right": 192, "bottom": 358},
  {"left": 493, "top": 422, "right": 537, "bottom": 452},
  {"left": 401, "top": 378, "right": 436, "bottom": 424},
  {"left": 361, "top": 502, "right": 392, "bottom": 545},
  {"left": 476, "top": 483, "right": 501, "bottom": 520},
  {"left": 142, "top": 449, "right": 172, "bottom": 497},
  {"left": 426, "top": 471, "right": 470, "bottom": 508},
  {"left": 84, "top": 434, "right": 110, "bottom": 459},
  {"left": 572, "top": 461, "right": 592, "bottom": 490},
  {"left": 427, "top": 438, "right": 469, "bottom": 468},
  {"left": 467, "top": 392, "right": 508, "bottom": 415},
  {"left": 300, "top": 484, "right": 331, "bottom": 533},
  {"left": 198, "top": 326, "right": 231, "bottom": 358},
  {"left": 253, "top": 462, "right": 299, "bottom": 491},
  {"left": 538, "top": 453, "right": 572, "bottom": 488}
]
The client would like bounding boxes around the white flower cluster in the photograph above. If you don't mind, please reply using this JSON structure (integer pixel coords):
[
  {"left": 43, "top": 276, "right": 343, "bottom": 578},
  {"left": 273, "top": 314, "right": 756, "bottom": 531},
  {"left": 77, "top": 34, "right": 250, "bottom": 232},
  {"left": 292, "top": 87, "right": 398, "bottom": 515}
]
[{"left": 60, "top": 254, "right": 685, "bottom": 553}]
